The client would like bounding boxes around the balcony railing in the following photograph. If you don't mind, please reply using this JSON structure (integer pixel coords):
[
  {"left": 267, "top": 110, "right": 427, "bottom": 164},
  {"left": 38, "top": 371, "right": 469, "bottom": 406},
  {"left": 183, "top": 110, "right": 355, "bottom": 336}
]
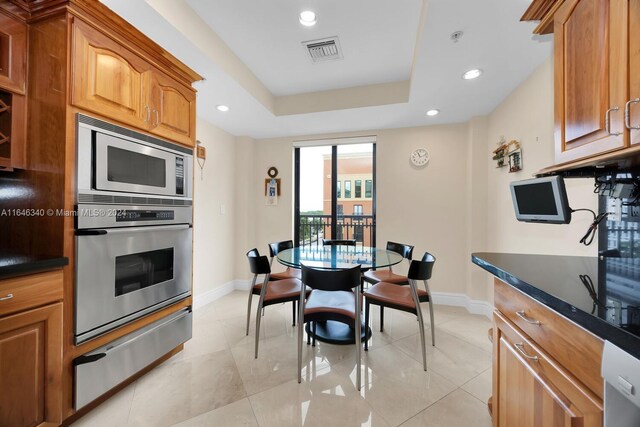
[{"left": 299, "top": 214, "right": 375, "bottom": 248}]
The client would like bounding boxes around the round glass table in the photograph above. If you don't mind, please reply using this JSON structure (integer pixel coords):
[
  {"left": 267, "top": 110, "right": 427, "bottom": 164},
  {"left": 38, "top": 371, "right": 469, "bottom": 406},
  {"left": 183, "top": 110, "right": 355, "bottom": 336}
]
[{"left": 277, "top": 245, "right": 404, "bottom": 344}]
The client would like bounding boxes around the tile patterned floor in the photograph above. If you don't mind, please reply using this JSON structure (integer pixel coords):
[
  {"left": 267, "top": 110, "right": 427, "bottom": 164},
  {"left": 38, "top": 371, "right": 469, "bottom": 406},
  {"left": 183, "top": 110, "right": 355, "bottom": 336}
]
[{"left": 71, "top": 291, "right": 493, "bottom": 427}]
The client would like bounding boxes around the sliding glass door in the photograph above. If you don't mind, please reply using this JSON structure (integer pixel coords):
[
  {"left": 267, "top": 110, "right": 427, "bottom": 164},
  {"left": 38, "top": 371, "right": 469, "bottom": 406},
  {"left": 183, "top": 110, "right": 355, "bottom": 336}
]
[{"left": 294, "top": 142, "right": 376, "bottom": 248}]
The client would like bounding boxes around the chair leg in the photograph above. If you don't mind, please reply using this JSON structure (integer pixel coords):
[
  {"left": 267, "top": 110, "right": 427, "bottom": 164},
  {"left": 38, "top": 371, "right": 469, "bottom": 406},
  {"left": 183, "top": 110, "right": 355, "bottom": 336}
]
[
  {"left": 312, "top": 322, "right": 317, "bottom": 347},
  {"left": 297, "top": 291, "right": 305, "bottom": 384},
  {"left": 380, "top": 306, "right": 384, "bottom": 332},
  {"left": 428, "top": 299, "right": 436, "bottom": 347},
  {"left": 245, "top": 292, "right": 253, "bottom": 336},
  {"left": 415, "top": 306, "right": 428, "bottom": 371},
  {"left": 355, "top": 291, "right": 362, "bottom": 391},
  {"left": 364, "top": 301, "right": 370, "bottom": 351},
  {"left": 254, "top": 299, "right": 265, "bottom": 359},
  {"left": 292, "top": 300, "right": 296, "bottom": 327}
]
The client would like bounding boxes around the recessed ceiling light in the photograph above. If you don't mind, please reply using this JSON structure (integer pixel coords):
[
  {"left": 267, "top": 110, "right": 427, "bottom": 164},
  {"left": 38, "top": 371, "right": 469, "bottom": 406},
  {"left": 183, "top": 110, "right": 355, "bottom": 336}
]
[
  {"left": 462, "top": 69, "right": 483, "bottom": 80},
  {"left": 299, "top": 10, "right": 317, "bottom": 27},
  {"left": 426, "top": 109, "right": 440, "bottom": 117},
  {"left": 216, "top": 105, "right": 229, "bottom": 112}
]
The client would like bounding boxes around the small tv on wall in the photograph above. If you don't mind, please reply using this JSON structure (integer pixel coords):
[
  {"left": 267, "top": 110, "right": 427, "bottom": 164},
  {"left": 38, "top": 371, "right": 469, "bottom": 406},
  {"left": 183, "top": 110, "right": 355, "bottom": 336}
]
[{"left": 510, "top": 176, "right": 572, "bottom": 224}]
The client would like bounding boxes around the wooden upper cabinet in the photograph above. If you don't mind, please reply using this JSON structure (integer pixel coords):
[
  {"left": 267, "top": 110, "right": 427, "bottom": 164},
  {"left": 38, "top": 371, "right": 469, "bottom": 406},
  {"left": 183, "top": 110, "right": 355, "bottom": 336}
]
[
  {"left": 144, "top": 71, "right": 196, "bottom": 147},
  {"left": 629, "top": 0, "right": 640, "bottom": 145},
  {"left": 0, "top": 303, "right": 63, "bottom": 427},
  {"left": 71, "top": 19, "right": 147, "bottom": 129},
  {"left": 0, "top": 11, "right": 27, "bottom": 94},
  {"left": 554, "top": 0, "right": 628, "bottom": 164}
]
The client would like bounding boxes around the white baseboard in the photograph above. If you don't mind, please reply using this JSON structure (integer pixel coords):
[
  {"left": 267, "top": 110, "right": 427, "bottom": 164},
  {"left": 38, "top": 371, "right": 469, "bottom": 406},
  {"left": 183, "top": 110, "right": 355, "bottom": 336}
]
[
  {"left": 193, "top": 280, "right": 493, "bottom": 319},
  {"left": 431, "top": 292, "right": 493, "bottom": 319},
  {"left": 193, "top": 280, "right": 236, "bottom": 310}
]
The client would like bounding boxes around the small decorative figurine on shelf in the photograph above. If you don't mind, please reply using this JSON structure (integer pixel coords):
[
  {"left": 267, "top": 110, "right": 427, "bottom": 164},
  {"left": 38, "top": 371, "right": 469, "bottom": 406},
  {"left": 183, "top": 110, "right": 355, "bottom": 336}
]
[{"left": 492, "top": 137, "right": 522, "bottom": 172}]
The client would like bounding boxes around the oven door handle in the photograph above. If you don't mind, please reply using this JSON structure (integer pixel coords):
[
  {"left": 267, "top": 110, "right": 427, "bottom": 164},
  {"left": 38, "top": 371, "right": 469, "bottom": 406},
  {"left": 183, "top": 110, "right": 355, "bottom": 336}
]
[{"left": 76, "top": 224, "right": 191, "bottom": 236}]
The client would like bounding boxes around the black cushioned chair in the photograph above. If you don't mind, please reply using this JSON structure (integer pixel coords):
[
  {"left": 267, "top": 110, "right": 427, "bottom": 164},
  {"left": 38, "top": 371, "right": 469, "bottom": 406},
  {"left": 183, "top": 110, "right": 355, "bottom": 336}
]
[
  {"left": 246, "top": 248, "right": 305, "bottom": 358},
  {"left": 363, "top": 252, "right": 436, "bottom": 371},
  {"left": 268, "top": 240, "right": 302, "bottom": 325},
  {"left": 363, "top": 241, "right": 414, "bottom": 331},
  {"left": 298, "top": 264, "right": 363, "bottom": 390}
]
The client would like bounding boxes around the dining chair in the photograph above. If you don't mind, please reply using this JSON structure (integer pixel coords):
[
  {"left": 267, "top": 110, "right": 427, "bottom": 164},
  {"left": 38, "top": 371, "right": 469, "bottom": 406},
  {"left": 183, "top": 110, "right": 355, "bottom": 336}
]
[
  {"left": 363, "top": 252, "right": 436, "bottom": 371},
  {"left": 246, "top": 248, "right": 305, "bottom": 358},
  {"left": 268, "top": 240, "right": 302, "bottom": 325},
  {"left": 298, "top": 264, "right": 363, "bottom": 390},
  {"left": 363, "top": 241, "right": 414, "bottom": 331},
  {"left": 321, "top": 238, "right": 356, "bottom": 246}
]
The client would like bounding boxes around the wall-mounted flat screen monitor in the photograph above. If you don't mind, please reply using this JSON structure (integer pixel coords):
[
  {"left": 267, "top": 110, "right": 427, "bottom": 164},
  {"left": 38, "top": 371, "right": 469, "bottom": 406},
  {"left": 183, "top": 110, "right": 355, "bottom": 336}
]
[{"left": 510, "top": 176, "right": 571, "bottom": 224}]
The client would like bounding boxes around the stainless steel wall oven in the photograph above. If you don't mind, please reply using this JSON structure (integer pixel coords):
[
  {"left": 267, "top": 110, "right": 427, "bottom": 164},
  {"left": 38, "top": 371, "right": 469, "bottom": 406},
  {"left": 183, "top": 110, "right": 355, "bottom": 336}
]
[{"left": 74, "top": 114, "right": 193, "bottom": 344}]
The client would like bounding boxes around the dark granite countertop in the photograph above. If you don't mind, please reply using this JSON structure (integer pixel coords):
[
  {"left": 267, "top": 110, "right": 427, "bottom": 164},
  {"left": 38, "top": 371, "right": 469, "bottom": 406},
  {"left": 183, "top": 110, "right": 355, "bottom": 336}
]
[
  {"left": 0, "top": 254, "right": 68, "bottom": 280},
  {"left": 472, "top": 252, "right": 640, "bottom": 360}
]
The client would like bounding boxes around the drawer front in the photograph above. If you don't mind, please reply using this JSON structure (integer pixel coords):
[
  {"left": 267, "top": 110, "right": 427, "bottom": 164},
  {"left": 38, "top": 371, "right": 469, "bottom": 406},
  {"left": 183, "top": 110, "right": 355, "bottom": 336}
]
[
  {"left": 494, "top": 278, "right": 603, "bottom": 398},
  {"left": 0, "top": 270, "right": 64, "bottom": 317},
  {"left": 494, "top": 311, "right": 603, "bottom": 427}
]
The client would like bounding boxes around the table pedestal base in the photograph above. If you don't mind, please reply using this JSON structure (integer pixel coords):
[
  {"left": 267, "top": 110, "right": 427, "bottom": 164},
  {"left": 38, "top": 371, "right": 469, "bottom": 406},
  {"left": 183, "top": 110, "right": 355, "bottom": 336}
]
[{"left": 305, "top": 320, "right": 371, "bottom": 345}]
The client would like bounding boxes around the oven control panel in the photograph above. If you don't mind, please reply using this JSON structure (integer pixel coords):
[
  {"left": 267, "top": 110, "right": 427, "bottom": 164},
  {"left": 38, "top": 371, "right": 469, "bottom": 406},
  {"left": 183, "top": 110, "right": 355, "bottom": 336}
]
[{"left": 116, "top": 210, "right": 175, "bottom": 222}]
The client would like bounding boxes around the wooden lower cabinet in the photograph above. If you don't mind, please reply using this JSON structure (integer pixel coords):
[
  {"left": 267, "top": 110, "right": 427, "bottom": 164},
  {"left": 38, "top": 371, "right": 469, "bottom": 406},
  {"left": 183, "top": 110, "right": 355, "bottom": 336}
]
[
  {"left": 0, "top": 302, "right": 63, "bottom": 427},
  {"left": 493, "top": 312, "right": 603, "bottom": 427}
]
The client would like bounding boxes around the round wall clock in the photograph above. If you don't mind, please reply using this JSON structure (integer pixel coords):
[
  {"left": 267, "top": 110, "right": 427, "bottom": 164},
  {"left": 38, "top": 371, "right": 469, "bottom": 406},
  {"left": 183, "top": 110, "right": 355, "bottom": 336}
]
[
  {"left": 410, "top": 148, "right": 430, "bottom": 167},
  {"left": 267, "top": 167, "right": 279, "bottom": 178}
]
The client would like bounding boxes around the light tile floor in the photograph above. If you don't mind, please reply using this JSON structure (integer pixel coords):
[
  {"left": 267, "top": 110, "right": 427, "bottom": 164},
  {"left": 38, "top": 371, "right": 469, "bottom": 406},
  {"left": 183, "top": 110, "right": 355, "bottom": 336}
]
[{"left": 72, "top": 291, "right": 493, "bottom": 427}]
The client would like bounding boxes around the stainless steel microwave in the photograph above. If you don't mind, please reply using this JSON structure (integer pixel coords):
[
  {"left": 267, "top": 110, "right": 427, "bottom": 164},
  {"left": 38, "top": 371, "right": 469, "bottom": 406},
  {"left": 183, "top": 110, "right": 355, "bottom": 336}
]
[{"left": 76, "top": 114, "right": 193, "bottom": 203}]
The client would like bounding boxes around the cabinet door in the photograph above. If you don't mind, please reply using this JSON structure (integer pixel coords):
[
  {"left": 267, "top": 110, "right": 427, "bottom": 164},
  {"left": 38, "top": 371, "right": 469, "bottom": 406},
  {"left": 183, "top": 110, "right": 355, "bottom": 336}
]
[
  {"left": 554, "top": 0, "right": 628, "bottom": 163},
  {"left": 629, "top": 0, "right": 640, "bottom": 145},
  {"left": 0, "top": 303, "right": 63, "bottom": 427},
  {"left": 71, "top": 19, "right": 147, "bottom": 129},
  {"left": 494, "top": 313, "right": 602, "bottom": 427},
  {"left": 0, "top": 12, "right": 27, "bottom": 94},
  {"left": 146, "top": 71, "right": 196, "bottom": 147}
]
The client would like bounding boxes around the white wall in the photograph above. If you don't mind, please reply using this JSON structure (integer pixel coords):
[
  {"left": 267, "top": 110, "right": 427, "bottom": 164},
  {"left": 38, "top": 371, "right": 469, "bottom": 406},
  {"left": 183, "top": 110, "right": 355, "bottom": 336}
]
[{"left": 192, "top": 118, "right": 238, "bottom": 297}]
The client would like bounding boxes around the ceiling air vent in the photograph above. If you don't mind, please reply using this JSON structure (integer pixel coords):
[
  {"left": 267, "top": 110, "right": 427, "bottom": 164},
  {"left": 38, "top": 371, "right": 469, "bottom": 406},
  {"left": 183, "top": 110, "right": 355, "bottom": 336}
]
[{"left": 303, "top": 37, "right": 343, "bottom": 63}]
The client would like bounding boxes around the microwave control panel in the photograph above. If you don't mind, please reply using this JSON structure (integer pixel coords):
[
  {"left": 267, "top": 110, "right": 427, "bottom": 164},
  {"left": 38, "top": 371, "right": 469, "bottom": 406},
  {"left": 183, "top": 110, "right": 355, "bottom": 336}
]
[{"left": 176, "top": 157, "right": 184, "bottom": 195}]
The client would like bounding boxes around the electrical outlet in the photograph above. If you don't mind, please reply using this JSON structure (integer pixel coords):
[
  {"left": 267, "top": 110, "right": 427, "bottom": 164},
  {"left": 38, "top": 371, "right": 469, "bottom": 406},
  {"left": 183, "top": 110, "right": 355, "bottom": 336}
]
[{"left": 610, "top": 198, "right": 622, "bottom": 222}]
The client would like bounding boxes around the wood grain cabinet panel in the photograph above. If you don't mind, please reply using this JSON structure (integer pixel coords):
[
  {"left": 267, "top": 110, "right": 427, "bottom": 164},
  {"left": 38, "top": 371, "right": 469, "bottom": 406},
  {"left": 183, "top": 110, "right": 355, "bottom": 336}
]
[
  {"left": 554, "top": 0, "right": 628, "bottom": 163},
  {"left": 629, "top": 0, "right": 640, "bottom": 145},
  {"left": 0, "top": 11, "right": 27, "bottom": 94},
  {"left": 71, "top": 19, "right": 147, "bottom": 129},
  {"left": 144, "top": 71, "right": 195, "bottom": 147},
  {"left": 0, "top": 303, "right": 63, "bottom": 427},
  {"left": 494, "top": 312, "right": 603, "bottom": 427}
]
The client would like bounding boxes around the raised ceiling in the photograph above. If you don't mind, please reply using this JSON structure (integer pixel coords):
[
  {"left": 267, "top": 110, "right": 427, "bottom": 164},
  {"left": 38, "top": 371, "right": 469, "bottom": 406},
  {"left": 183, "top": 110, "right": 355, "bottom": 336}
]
[{"left": 101, "top": 0, "right": 552, "bottom": 139}]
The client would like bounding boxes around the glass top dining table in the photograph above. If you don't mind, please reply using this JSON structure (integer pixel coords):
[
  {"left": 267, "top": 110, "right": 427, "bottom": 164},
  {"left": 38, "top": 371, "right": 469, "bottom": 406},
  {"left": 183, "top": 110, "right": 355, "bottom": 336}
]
[
  {"left": 276, "top": 245, "right": 403, "bottom": 271},
  {"left": 276, "top": 245, "right": 404, "bottom": 345}
]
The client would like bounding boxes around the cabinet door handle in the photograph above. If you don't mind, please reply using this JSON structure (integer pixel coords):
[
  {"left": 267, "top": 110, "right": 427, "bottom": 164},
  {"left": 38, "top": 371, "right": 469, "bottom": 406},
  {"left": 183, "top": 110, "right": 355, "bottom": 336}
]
[
  {"left": 516, "top": 310, "right": 541, "bottom": 325},
  {"left": 144, "top": 105, "right": 151, "bottom": 123},
  {"left": 605, "top": 106, "right": 622, "bottom": 136},
  {"left": 153, "top": 109, "right": 159, "bottom": 127},
  {"left": 514, "top": 343, "right": 539, "bottom": 361},
  {"left": 0, "top": 293, "right": 14, "bottom": 301},
  {"left": 625, "top": 99, "right": 640, "bottom": 130}
]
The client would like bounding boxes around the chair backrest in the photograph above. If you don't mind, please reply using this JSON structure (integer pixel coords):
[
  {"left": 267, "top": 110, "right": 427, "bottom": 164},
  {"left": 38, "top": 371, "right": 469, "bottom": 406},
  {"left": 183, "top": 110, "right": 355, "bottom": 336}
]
[
  {"left": 322, "top": 238, "right": 356, "bottom": 247},
  {"left": 386, "top": 241, "right": 414, "bottom": 260},
  {"left": 247, "top": 248, "right": 271, "bottom": 275},
  {"left": 268, "top": 240, "right": 294, "bottom": 258},
  {"left": 301, "top": 264, "right": 361, "bottom": 291},
  {"left": 407, "top": 252, "right": 436, "bottom": 281}
]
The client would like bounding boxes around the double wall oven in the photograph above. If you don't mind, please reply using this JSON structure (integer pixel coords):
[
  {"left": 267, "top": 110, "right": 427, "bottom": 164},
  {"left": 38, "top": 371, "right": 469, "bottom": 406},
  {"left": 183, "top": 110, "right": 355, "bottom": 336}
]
[{"left": 74, "top": 114, "right": 193, "bottom": 408}]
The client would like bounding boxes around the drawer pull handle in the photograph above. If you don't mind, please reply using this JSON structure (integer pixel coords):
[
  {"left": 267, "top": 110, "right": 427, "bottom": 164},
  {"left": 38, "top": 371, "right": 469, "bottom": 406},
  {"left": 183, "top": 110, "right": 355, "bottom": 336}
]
[
  {"left": 514, "top": 343, "right": 539, "bottom": 361},
  {"left": 606, "top": 106, "right": 622, "bottom": 136},
  {"left": 0, "top": 293, "right": 14, "bottom": 301},
  {"left": 516, "top": 310, "right": 541, "bottom": 325}
]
